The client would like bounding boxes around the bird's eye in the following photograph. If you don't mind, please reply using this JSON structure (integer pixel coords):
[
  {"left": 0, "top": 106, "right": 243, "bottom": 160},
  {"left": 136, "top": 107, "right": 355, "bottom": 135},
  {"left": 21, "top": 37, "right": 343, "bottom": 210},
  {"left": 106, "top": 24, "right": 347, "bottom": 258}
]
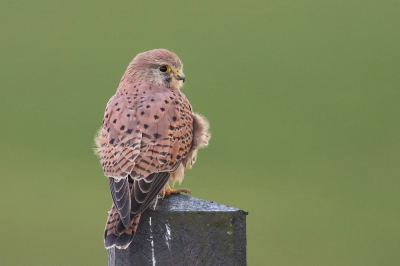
[{"left": 159, "top": 65, "right": 170, "bottom": 73}]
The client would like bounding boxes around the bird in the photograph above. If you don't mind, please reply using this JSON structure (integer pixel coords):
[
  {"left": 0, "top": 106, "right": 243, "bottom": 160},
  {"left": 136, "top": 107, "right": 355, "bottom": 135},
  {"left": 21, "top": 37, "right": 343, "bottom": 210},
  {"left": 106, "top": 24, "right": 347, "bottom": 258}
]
[{"left": 94, "top": 49, "right": 210, "bottom": 249}]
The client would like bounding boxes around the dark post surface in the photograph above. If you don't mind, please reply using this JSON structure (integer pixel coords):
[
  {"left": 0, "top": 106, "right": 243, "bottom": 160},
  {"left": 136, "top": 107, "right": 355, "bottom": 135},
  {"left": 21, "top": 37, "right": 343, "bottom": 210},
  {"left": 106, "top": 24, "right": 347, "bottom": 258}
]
[{"left": 108, "top": 194, "right": 247, "bottom": 266}]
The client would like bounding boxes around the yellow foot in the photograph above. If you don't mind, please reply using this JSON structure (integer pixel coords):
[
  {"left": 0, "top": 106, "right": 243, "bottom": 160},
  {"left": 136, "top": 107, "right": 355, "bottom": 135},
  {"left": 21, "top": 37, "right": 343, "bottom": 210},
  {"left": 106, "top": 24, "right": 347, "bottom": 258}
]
[{"left": 164, "top": 187, "right": 191, "bottom": 196}]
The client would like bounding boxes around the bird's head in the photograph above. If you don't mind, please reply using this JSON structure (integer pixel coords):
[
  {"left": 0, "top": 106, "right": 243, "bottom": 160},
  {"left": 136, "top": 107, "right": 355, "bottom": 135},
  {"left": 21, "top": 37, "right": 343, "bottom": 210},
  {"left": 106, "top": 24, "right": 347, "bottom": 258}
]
[{"left": 126, "top": 49, "right": 185, "bottom": 90}]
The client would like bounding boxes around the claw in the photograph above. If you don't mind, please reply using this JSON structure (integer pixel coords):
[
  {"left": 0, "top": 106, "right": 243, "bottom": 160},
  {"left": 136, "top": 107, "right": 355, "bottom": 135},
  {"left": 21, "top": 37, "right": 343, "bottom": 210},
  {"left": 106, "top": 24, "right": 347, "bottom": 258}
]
[{"left": 164, "top": 187, "right": 191, "bottom": 196}]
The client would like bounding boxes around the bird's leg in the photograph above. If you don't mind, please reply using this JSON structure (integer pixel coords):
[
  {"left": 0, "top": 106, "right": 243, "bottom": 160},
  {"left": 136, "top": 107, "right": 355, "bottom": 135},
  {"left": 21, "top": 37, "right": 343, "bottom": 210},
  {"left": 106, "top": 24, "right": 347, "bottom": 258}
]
[{"left": 160, "top": 183, "right": 191, "bottom": 197}]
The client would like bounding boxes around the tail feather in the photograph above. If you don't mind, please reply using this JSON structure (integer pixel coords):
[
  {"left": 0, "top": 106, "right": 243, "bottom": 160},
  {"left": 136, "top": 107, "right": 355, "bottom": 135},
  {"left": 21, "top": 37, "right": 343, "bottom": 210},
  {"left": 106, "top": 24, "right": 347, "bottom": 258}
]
[
  {"left": 104, "top": 172, "right": 171, "bottom": 249},
  {"left": 104, "top": 204, "right": 141, "bottom": 249}
]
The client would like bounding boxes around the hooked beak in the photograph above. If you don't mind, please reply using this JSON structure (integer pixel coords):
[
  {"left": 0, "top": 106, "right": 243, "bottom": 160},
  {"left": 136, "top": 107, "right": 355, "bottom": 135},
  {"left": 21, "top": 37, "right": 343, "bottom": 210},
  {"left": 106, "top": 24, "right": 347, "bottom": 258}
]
[{"left": 174, "top": 72, "right": 185, "bottom": 83}]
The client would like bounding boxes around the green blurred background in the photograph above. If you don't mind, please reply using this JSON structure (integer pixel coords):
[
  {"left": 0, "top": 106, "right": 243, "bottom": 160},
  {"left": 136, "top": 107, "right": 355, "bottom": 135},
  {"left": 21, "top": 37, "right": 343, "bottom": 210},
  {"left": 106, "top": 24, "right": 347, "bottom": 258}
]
[{"left": 1, "top": 1, "right": 399, "bottom": 265}]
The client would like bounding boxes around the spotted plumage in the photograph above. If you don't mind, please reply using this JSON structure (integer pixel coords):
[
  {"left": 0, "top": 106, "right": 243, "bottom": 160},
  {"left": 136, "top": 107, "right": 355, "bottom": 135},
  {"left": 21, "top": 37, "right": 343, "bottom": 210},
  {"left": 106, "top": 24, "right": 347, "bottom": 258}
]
[{"left": 95, "top": 49, "right": 210, "bottom": 249}]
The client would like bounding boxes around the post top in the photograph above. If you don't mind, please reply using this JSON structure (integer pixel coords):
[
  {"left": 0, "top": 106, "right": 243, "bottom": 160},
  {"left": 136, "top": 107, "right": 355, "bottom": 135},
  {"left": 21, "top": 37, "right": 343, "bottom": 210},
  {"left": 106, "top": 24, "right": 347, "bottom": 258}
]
[{"left": 147, "top": 194, "right": 247, "bottom": 213}]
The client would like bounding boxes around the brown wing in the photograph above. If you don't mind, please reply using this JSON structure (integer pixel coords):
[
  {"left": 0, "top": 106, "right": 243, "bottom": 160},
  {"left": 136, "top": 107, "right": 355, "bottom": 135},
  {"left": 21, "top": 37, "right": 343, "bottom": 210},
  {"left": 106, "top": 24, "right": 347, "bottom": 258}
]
[
  {"left": 129, "top": 81, "right": 193, "bottom": 179},
  {"left": 98, "top": 78, "right": 193, "bottom": 229}
]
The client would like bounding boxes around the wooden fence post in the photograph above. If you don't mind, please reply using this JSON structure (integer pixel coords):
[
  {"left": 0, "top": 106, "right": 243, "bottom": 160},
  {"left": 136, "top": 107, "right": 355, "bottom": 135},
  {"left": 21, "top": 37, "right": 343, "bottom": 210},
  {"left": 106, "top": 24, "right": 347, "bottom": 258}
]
[{"left": 107, "top": 194, "right": 248, "bottom": 266}]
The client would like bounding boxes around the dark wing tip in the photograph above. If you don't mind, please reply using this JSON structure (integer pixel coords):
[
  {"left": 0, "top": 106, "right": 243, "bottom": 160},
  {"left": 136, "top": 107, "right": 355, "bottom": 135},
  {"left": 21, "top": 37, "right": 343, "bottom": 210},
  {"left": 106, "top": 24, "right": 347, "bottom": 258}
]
[
  {"left": 109, "top": 178, "right": 131, "bottom": 228},
  {"left": 120, "top": 212, "right": 131, "bottom": 228}
]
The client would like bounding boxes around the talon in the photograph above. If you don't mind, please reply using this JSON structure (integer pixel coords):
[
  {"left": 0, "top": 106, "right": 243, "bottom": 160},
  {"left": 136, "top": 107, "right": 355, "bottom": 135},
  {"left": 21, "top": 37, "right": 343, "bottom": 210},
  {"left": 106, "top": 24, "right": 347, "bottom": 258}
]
[{"left": 164, "top": 187, "right": 191, "bottom": 196}]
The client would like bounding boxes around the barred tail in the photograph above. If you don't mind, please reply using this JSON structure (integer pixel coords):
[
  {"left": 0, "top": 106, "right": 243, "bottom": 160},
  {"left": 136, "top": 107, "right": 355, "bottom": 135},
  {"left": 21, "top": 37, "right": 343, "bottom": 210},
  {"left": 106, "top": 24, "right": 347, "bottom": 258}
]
[{"left": 104, "top": 204, "right": 141, "bottom": 249}]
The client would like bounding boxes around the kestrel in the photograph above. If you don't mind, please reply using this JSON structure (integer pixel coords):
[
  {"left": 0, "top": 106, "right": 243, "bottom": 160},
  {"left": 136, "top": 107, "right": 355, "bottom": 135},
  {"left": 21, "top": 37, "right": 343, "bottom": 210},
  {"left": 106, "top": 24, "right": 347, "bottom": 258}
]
[{"left": 94, "top": 49, "right": 210, "bottom": 249}]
